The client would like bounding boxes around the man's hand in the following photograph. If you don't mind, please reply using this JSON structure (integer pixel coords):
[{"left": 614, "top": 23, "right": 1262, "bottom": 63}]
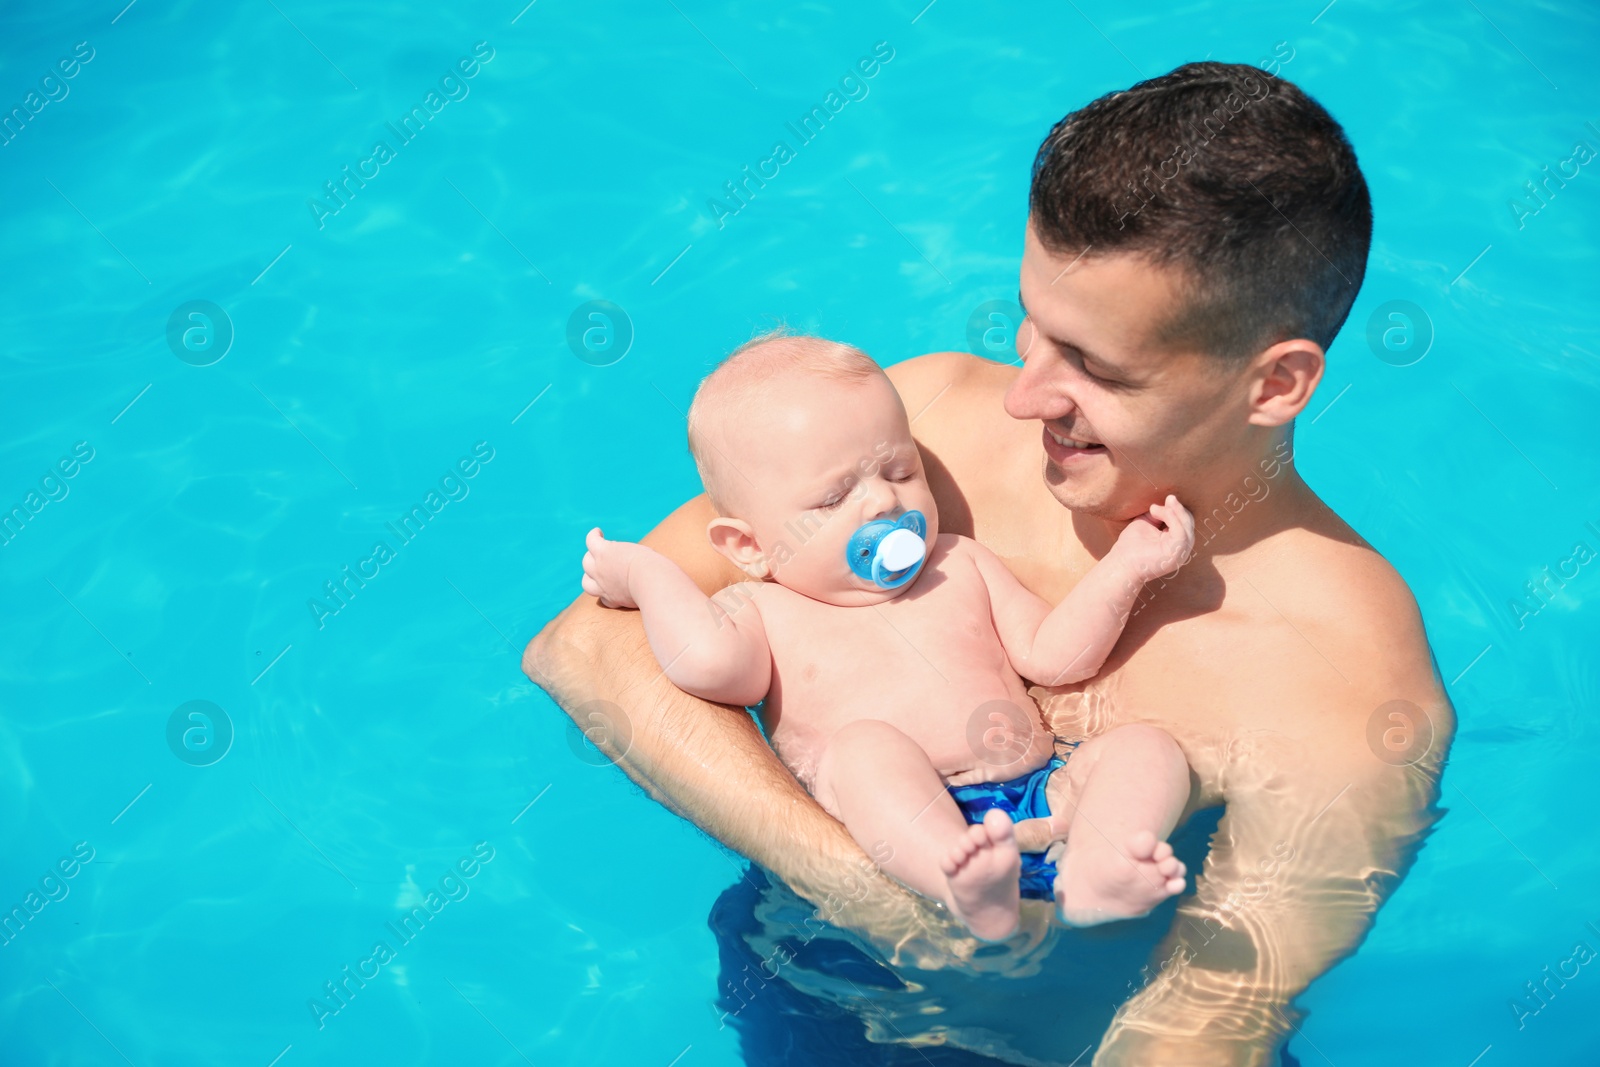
[
  {"left": 1108, "top": 495, "right": 1195, "bottom": 582},
  {"left": 580, "top": 527, "right": 659, "bottom": 609},
  {"left": 1011, "top": 816, "right": 1062, "bottom": 852},
  {"left": 808, "top": 869, "right": 1062, "bottom": 977}
]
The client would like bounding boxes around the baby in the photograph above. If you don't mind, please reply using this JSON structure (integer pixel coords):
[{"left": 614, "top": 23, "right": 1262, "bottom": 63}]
[{"left": 580, "top": 333, "right": 1196, "bottom": 939}]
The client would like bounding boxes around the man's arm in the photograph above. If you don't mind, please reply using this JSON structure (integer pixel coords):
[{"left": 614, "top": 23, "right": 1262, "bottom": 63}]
[
  {"left": 1092, "top": 668, "right": 1451, "bottom": 1065},
  {"left": 579, "top": 528, "right": 771, "bottom": 706},
  {"left": 1094, "top": 745, "right": 1444, "bottom": 1065},
  {"left": 528, "top": 493, "right": 1019, "bottom": 965},
  {"left": 526, "top": 495, "right": 868, "bottom": 903}
]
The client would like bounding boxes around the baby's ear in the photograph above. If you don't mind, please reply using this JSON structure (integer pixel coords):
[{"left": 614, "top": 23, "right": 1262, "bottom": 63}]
[{"left": 707, "top": 517, "right": 770, "bottom": 579}]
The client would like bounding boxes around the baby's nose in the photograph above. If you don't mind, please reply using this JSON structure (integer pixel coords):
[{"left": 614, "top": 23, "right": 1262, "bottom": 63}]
[{"left": 864, "top": 484, "right": 899, "bottom": 519}]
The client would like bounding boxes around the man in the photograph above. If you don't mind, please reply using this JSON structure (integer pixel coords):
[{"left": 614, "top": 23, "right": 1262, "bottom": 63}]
[{"left": 525, "top": 62, "right": 1452, "bottom": 1065}]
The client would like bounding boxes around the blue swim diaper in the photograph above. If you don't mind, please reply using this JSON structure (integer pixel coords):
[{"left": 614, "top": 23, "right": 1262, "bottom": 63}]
[{"left": 946, "top": 748, "right": 1074, "bottom": 901}]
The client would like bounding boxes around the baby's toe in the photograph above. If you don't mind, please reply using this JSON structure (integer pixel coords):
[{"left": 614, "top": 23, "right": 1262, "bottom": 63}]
[
  {"left": 981, "top": 809, "right": 1015, "bottom": 845},
  {"left": 1127, "top": 830, "right": 1158, "bottom": 861},
  {"left": 1151, "top": 840, "right": 1174, "bottom": 862}
]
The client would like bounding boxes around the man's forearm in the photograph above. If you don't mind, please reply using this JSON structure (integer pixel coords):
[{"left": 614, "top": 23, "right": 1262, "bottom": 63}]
[
  {"left": 1093, "top": 745, "right": 1443, "bottom": 1067},
  {"left": 524, "top": 595, "right": 865, "bottom": 901}
]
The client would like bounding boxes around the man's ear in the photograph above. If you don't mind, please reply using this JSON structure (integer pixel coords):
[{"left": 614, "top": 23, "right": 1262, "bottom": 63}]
[
  {"left": 1247, "top": 339, "right": 1325, "bottom": 427},
  {"left": 707, "top": 516, "right": 771, "bottom": 579}
]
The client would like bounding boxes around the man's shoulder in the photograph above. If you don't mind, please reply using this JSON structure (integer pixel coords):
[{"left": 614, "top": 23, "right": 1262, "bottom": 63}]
[
  {"left": 1250, "top": 522, "right": 1452, "bottom": 734},
  {"left": 1187, "top": 526, "right": 1453, "bottom": 791},
  {"left": 1270, "top": 516, "right": 1409, "bottom": 588},
  {"left": 1201, "top": 522, "right": 1426, "bottom": 662},
  {"left": 885, "top": 348, "right": 996, "bottom": 386},
  {"left": 887, "top": 353, "right": 1031, "bottom": 493},
  {"left": 1271, "top": 518, "right": 1424, "bottom": 634},
  {"left": 886, "top": 352, "right": 1017, "bottom": 427}
]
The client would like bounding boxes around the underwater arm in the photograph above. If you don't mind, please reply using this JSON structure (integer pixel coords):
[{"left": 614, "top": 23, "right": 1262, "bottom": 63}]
[{"left": 1093, "top": 707, "right": 1447, "bottom": 1066}]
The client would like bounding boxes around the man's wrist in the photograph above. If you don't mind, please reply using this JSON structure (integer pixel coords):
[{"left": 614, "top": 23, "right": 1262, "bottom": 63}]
[{"left": 763, "top": 810, "right": 883, "bottom": 903}]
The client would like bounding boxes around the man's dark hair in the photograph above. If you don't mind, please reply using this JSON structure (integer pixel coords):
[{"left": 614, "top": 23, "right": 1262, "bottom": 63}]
[{"left": 1029, "top": 61, "right": 1372, "bottom": 360}]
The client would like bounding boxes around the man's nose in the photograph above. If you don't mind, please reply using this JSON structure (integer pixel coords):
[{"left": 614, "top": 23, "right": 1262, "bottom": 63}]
[{"left": 1004, "top": 351, "right": 1076, "bottom": 423}]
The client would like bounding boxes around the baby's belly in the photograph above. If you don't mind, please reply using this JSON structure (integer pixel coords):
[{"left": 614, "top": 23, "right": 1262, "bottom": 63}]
[
  {"left": 764, "top": 645, "right": 1054, "bottom": 789},
  {"left": 755, "top": 554, "right": 1058, "bottom": 790}
]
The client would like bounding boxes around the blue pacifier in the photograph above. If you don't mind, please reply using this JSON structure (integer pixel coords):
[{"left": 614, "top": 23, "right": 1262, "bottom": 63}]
[{"left": 845, "top": 510, "right": 928, "bottom": 589}]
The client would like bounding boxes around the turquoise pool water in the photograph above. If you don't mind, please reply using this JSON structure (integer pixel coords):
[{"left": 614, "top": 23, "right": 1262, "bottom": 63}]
[{"left": 3, "top": 1, "right": 1598, "bottom": 1064}]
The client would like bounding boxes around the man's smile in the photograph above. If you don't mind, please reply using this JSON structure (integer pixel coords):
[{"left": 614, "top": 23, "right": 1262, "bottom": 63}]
[{"left": 1044, "top": 425, "right": 1107, "bottom": 462}]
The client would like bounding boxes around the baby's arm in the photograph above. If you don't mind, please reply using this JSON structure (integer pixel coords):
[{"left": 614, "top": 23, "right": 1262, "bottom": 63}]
[
  {"left": 581, "top": 528, "right": 771, "bottom": 707},
  {"left": 970, "top": 495, "right": 1194, "bottom": 687}
]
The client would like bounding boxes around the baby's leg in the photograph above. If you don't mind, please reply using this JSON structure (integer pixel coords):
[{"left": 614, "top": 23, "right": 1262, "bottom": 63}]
[
  {"left": 1046, "top": 724, "right": 1191, "bottom": 926},
  {"left": 812, "top": 719, "right": 1021, "bottom": 941}
]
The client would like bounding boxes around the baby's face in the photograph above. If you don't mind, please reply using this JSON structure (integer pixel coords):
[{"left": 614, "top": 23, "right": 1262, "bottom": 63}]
[{"left": 728, "top": 372, "right": 939, "bottom": 606}]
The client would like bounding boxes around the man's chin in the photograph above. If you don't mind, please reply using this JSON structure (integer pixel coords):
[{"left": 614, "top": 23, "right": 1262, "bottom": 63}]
[
  {"left": 1043, "top": 459, "right": 1100, "bottom": 509},
  {"left": 1041, "top": 467, "right": 1149, "bottom": 520},
  {"left": 1042, "top": 479, "right": 1105, "bottom": 516}
]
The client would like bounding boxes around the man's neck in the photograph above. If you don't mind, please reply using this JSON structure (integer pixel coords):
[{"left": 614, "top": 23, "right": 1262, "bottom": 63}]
[
  {"left": 1182, "top": 467, "right": 1317, "bottom": 562},
  {"left": 1076, "top": 444, "right": 1317, "bottom": 564}
]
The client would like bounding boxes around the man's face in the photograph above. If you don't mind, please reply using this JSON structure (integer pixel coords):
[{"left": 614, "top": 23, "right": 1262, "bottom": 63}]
[{"left": 1008, "top": 222, "right": 1253, "bottom": 521}]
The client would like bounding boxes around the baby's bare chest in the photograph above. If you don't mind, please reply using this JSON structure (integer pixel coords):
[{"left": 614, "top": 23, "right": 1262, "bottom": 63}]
[{"left": 757, "top": 560, "right": 1019, "bottom": 726}]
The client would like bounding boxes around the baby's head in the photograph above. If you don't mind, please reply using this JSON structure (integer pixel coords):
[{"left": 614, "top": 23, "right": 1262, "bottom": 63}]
[{"left": 687, "top": 330, "right": 939, "bottom": 606}]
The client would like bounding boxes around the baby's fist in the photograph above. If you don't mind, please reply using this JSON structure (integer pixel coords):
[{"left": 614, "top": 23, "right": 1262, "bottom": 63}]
[
  {"left": 1111, "top": 494, "right": 1196, "bottom": 582},
  {"left": 581, "top": 528, "right": 652, "bottom": 609}
]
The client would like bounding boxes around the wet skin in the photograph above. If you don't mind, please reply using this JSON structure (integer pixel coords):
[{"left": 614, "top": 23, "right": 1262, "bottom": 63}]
[{"left": 527, "top": 233, "right": 1453, "bottom": 1065}]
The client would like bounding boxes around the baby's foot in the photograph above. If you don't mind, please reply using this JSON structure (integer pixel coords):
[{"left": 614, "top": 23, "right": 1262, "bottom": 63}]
[
  {"left": 1056, "top": 829, "right": 1187, "bottom": 927},
  {"left": 939, "top": 809, "right": 1022, "bottom": 941}
]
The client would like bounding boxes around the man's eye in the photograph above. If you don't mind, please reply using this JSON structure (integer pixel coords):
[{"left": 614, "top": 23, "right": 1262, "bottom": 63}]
[
  {"left": 1077, "top": 359, "right": 1118, "bottom": 387},
  {"left": 1055, "top": 341, "right": 1118, "bottom": 385}
]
